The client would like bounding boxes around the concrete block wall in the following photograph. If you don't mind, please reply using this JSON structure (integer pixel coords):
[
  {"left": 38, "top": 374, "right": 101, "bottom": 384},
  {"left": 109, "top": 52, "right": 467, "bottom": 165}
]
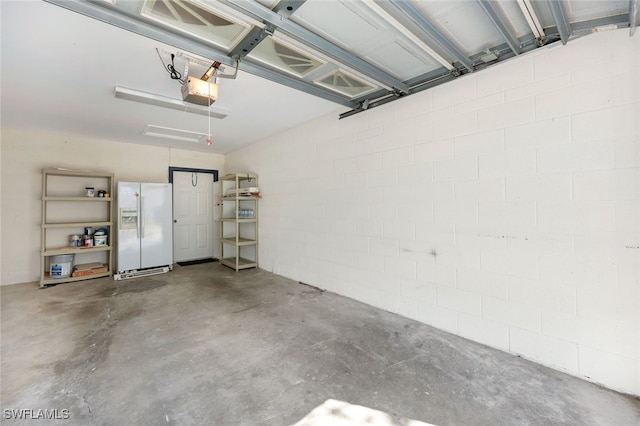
[{"left": 226, "top": 30, "right": 639, "bottom": 395}]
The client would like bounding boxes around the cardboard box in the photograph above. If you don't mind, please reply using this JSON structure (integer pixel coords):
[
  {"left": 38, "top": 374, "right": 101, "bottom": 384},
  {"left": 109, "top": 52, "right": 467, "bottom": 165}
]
[{"left": 72, "top": 263, "right": 107, "bottom": 277}]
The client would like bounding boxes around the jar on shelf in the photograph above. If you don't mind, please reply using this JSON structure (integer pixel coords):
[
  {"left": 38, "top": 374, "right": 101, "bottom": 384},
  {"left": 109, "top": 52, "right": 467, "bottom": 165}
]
[{"left": 85, "top": 186, "right": 95, "bottom": 197}]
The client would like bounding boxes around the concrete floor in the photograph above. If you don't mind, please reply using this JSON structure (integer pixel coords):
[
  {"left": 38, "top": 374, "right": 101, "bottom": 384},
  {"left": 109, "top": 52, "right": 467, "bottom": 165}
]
[{"left": 1, "top": 263, "right": 638, "bottom": 426}]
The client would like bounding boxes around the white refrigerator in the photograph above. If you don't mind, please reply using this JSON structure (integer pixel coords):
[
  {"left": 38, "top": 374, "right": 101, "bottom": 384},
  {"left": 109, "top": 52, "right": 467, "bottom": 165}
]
[{"left": 117, "top": 182, "right": 173, "bottom": 273}]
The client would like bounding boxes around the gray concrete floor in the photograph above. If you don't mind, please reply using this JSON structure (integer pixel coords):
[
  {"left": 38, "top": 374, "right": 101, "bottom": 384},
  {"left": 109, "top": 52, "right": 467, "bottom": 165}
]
[{"left": 1, "top": 263, "right": 639, "bottom": 426}]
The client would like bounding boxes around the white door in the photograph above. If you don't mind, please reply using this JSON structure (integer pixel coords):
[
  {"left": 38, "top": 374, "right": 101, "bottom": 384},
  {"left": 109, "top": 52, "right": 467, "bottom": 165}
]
[{"left": 172, "top": 171, "right": 215, "bottom": 262}]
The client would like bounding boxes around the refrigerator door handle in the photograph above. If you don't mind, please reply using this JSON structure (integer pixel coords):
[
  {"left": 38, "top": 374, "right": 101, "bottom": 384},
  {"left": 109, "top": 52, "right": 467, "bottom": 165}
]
[
  {"left": 136, "top": 193, "right": 141, "bottom": 239},
  {"left": 140, "top": 196, "right": 145, "bottom": 239}
]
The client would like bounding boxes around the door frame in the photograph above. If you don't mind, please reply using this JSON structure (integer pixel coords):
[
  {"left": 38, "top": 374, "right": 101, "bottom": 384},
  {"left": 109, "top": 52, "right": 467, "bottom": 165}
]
[
  {"left": 168, "top": 167, "right": 218, "bottom": 184},
  {"left": 168, "top": 167, "right": 219, "bottom": 260}
]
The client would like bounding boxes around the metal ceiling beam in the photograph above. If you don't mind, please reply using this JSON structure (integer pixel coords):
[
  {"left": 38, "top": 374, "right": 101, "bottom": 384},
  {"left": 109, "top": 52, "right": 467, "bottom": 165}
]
[
  {"left": 570, "top": 13, "right": 628, "bottom": 37},
  {"left": 229, "top": 25, "right": 275, "bottom": 59},
  {"left": 340, "top": 69, "right": 457, "bottom": 119},
  {"left": 273, "top": 0, "right": 306, "bottom": 19},
  {"left": 219, "top": 0, "right": 409, "bottom": 93},
  {"left": 547, "top": 0, "right": 572, "bottom": 44},
  {"left": 477, "top": 0, "right": 522, "bottom": 55},
  {"left": 376, "top": 0, "right": 475, "bottom": 73},
  {"left": 42, "top": 0, "right": 353, "bottom": 107},
  {"left": 230, "top": 1, "right": 305, "bottom": 60},
  {"left": 631, "top": 0, "right": 640, "bottom": 36},
  {"left": 342, "top": 32, "right": 540, "bottom": 119}
]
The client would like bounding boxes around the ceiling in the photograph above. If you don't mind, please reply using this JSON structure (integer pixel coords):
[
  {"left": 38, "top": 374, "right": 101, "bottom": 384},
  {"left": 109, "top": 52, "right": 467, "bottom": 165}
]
[{"left": 2, "top": 1, "right": 638, "bottom": 154}]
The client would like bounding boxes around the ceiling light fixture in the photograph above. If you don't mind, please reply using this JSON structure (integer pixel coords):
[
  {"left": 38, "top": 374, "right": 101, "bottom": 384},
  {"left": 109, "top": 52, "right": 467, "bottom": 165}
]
[
  {"left": 142, "top": 125, "right": 210, "bottom": 143},
  {"left": 113, "top": 86, "right": 228, "bottom": 119}
]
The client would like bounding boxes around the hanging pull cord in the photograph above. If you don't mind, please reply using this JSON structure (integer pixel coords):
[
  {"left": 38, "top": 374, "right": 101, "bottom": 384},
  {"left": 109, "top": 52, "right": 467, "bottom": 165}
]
[
  {"left": 192, "top": 172, "right": 198, "bottom": 187},
  {"left": 207, "top": 81, "right": 212, "bottom": 145}
]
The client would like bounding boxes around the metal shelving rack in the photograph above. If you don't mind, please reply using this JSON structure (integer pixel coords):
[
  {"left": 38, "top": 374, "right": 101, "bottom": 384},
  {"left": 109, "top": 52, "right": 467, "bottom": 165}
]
[
  {"left": 218, "top": 173, "right": 259, "bottom": 271},
  {"left": 40, "top": 168, "right": 114, "bottom": 287}
]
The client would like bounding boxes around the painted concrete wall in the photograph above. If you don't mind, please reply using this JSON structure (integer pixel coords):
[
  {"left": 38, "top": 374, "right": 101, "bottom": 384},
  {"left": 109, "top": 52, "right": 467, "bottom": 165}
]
[
  {"left": 226, "top": 30, "right": 640, "bottom": 395},
  {"left": 0, "top": 128, "right": 225, "bottom": 285}
]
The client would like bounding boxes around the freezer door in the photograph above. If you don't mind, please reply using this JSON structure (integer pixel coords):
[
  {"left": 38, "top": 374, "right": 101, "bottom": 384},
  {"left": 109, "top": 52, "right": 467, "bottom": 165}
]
[
  {"left": 140, "top": 183, "right": 173, "bottom": 269},
  {"left": 117, "top": 182, "right": 141, "bottom": 271}
]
